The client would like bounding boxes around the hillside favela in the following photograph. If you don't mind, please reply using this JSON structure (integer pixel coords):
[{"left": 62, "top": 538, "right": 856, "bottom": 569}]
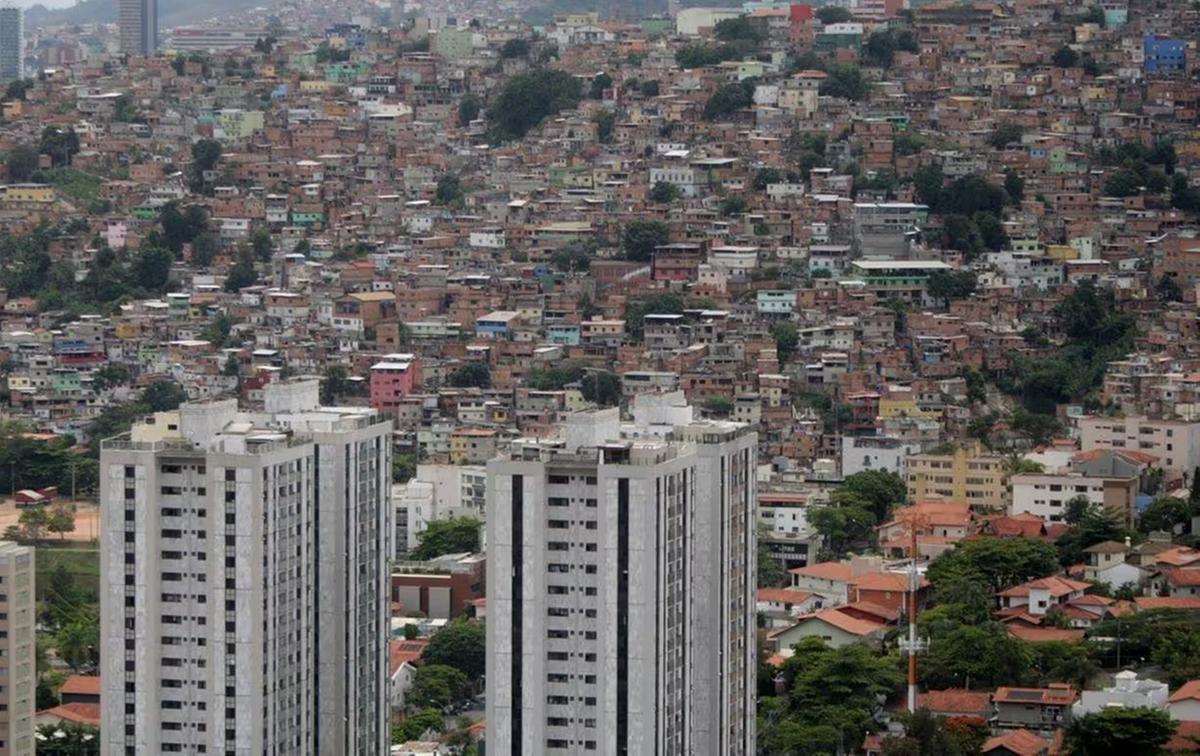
[{"left": 3, "top": 0, "right": 1200, "bottom": 754}]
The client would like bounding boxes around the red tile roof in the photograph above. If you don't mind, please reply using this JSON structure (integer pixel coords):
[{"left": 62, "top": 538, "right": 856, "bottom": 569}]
[
  {"left": 1166, "top": 721, "right": 1200, "bottom": 753},
  {"left": 917, "top": 689, "right": 992, "bottom": 716},
  {"left": 388, "top": 639, "right": 428, "bottom": 676},
  {"left": 1006, "top": 625, "right": 1086, "bottom": 643},
  {"left": 999, "top": 576, "right": 1091, "bottom": 598},
  {"left": 795, "top": 607, "right": 887, "bottom": 637},
  {"left": 982, "top": 729, "right": 1051, "bottom": 756},
  {"left": 853, "top": 571, "right": 930, "bottom": 592},
  {"left": 993, "top": 685, "right": 1077, "bottom": 706},
  {"left": 1169, "top": 679, "right": 1200, "bottom": 703},
  {"left": 789, "top": 561, "right": 853, "bottom": 581},
  {"left": 59, "top": 675, "right": 101, "bottom": 697},
  {"left": 1163, "top": 567, "right": 1200, "bottom": 587},
  {"left": 38, "top": 703, "right": 101, "bottom": 727}
]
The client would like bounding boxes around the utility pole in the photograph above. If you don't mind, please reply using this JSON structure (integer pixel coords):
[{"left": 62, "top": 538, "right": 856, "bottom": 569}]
[{"left": 897, "top": 511, "right": 928, "bottom": 713}]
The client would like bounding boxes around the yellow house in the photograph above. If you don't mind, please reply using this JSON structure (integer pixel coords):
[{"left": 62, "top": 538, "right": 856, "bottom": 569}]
[
  {"left": 904, "top": 442, "right": 1008, "bottom": 511},
  {"left": 879, "top": 397, "right": 938, "bottom": 420},
  {"left": 115, "top": 321, "right": 141, "bottom": 339},
  {"left": 449, "top": 428, "right": 498, "bottom": 465},
  {"left": 1045, "top": 244, "right": 1079, "bottom": 262},
  {"left": 1, "top": 184, "right": 55, "bottom": 203},
  {"left": 299, "top": 80, "right": 336, "bottom": 94}
]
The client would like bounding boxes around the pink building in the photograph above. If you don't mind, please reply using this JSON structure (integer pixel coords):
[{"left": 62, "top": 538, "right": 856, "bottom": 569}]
[{"left": 370, "top": 353, "right": 422, "bottom": 413}]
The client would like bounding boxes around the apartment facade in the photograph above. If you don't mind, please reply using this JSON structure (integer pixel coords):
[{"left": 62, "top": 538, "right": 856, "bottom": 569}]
[
  {"left": 485, "top": 397, "right": 757, "bottom": 756},
  {"left": 905, "top": 443, "right": 1008, "bottom": 510},
  {"left": 0, "top": 543, "right": 34, "bottom": 756},
  {"left": 99, "top": 380, "right": 391, "bottom": 756},
  {"left": 118, "top": 0, "right": 157, "bottom": 55},
  {"left": 0, "top": 8, "right": 22, "bottom": 83},
  {"left": 1078, "top": 415, "right": 1200, "bottom": 479}
]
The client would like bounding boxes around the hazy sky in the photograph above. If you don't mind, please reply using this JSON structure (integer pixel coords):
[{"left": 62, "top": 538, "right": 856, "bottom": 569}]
[{"left": 8, "top": 0, "right": 80, "bottom": 9}]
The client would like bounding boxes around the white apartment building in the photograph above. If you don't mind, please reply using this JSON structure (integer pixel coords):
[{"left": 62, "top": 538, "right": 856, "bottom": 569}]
[
  {"left": 99, "top": 379, "right": 391, "bottom": 756},
  {"left": 842, "top": 436, "right": 924, "bottom": 477},
  {"left": 1078, "top": 415, "right": 1200, "bottom": 478},
  {"left": 486, "top": 394, "right": 757, "bottom": 756},
  {"left": 1011, "top": 465, "right": 1143, "bottom": 524},
  {"left": 394, "top": 464, "right": 486, "bottom": 557},
  {"left": 0, "top": 543, "right": 34, "bottom": 756}
]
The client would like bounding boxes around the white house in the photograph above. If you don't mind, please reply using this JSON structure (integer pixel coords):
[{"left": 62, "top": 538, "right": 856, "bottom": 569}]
[
  {"left": 1169, "top": 680, "right": 1200, "bottom": 722},
  {"left": 1074, "top": 671, "right": 1169, "bottom": 717}
]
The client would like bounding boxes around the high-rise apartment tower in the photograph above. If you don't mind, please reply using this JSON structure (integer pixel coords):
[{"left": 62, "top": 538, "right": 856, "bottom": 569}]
[
  {"left": 99, "top": 379, "right": 391, "bottom": 756},
  {"left": 485, "top": 393, "right": 757, "bottom": 755}
]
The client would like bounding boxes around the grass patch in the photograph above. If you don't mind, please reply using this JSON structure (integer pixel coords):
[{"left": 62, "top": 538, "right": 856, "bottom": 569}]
[
  {"left": 35, "top": 544, "right": 100, "bottom": 603},
  {"left": 34, "top": 168, "right": 105, "bottom": 202}
]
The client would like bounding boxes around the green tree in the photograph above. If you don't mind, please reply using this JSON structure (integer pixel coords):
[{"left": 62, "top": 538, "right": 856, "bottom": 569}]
[
  {"left": 393, "top": 453, "right": 417, "bottom": 484},
  {"left": 56, "top": 611, "right": 99, "bottom": 670},
  {"left": 46, "top": 504, "right": 75, "bottom": 540},
  {"left": 39, "top": 126, "right": 80, "bottom": 167},
  {"left": 594, "top": 109, "right": 615, "bottom": 143},
  {"left": 190, "top": 138, "right": 223, "bottom": 190},
  {"left": 1150, "top": 625, "right": 1200, "bottom": 687},
  {"left": 393, "top": 709, "right": 444, "bottom": 743},
  {"left": 448, "top": 363, "right": 491, "bottom": 389},
  {"left": 6, "top": 144, "right": 38, "bottom": 181},
  {"left": 834, "top": 470, "right": 908, "bottom": 523},
  {"left": 319, "top": 365, "right": 351, "bottom": 404},
  {"left": 17, "top": 506, "right": 48, "bottom": 542},
  {"left": 250, "top": 226, "right": 274, "bottom": 262},
  {"left": 893, "top": 132, "right": 924, "bottom": 157},
  {"left": 160, "top": 202, "right": 209, "bottom": 254},
  {"left": 761, "top": 637, "right": 903, "bottom": 754},
  {"left": 499, "top": 38, "right": 529, "bottom": 58},
  {"left": 191, "top": 231, "right": 221, "bottom": 267},
  {"left": 589, "top": 72, "right": 613, "bottom": 100},
  {"left": 926, "top": 269, "right": 977, "bottom": 306},
  {"left": 772, "top": 321, "right": 799, "bottom": 363},
  {"left": 621, "top": 220, "right": 669, "bottom": 262},
  {"left": 820, "top": 63, "right": 869, "bottom": 101},
  {"left": 1052, "top": 45, "right": 1080, "bottom": 68},
  {"left": 34, "top": 722, "right": 100, "bottom": 754},
  {"left": 408, "top": 664, "right": 470, "bottom": 710},
  {"left": 458, "top": 95, "right": 482, "bottom": 126},
  {"left": 132, "top": 245, "right": 174, "bottom": 291},
  {"left": 704, "top": 81, "right": 754, "bottom": 120},
  {"left": 136, "top": 382, "right": 184, "bottom": 413},
  {"left": 640, "top": 79, "right": 660, "bottom": 97},
  {"left": 882, "top": 708, "right": 987, "bottom": 756},
  {"left": 921, "top": 621, "right": 1032, "bottom": 689},
  {"left": 649, "top": 181, "right": 681, "bottom": 203},
  {"left": 435, "top": 175, "right": 463, "bottom": 205},
  {"left": 1140, "top": 496, "right": 1191, "bottom": 534},
  {"left": 1066, "top": 707, "right": 1174, "bottom": 756},
  {"left": 927, "top": 537, "right": 1059, "bottom": 593},
  {"left": 412, "top": 517, "right": 482, "bottom": 560},
  {"left": 224, "top": 249, "right": 257, "bottom": 292},
  {"left": 623, "top": 293, "right": 684, "bottom": 340},
  {"left": 758, "top": 541, "right": 785, "bottom": 587},
  {"left": 989, "top": 122, "right": 1024, "bottom": 149},
  {"left": 488, "top": 69, "right": 581, "bottom": 140},
  {"left": 422, "top": 619, "right": 486, "bottom": 679},
  {"left": 581, "top": 372, "right": 620, "bottom": 407},
  {"left": 1005, "top": 168, "right": 1025, "bottom": 202},
  {"left": 1105, "top": 168, "right": 1142, "bottom": 197},
  {"left": 92, "top": 363, "right": 132, "bottom": 391},
  {"left": 816, "top": 6, "right": 853, "bottom": 23},
  {"left": 808, "top": 503, "right": 877, "bottom": 557}
]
